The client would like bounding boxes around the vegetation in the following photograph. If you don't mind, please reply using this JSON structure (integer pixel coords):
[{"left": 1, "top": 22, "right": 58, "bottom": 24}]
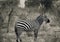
[{"left": 0, "top": 0, "right": 60, "bottom": 42}]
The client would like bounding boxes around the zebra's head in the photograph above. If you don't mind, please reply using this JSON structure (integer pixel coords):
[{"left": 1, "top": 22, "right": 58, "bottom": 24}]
[
  {"left": 36, "top": 15, "right": 50, "bottom": 25},
  {"left": 43, "top": 15, "right": 50, "bottom": 23}
]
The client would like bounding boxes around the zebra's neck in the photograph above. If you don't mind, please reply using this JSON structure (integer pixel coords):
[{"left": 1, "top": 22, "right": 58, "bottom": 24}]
[{"left": 36, "top": 17, "right": 44, "bottom": 25}]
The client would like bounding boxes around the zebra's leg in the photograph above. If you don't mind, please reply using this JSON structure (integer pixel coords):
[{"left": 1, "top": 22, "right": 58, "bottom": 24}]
[
  {"left": 16, "top": 33, "right": 19, "bottom": 42},
  {"left": 34, "top": 29, "right": 38, "bottom": 42},
  {"left": 19, "top": 36, "right": 22, "bottom": 42},
  {"left": 16, "top": 34, "right": 19, "bottom": 42},
  {"left": 18, "top": 32, "right": 22, "bottom": 42},
  {"left": 15, "top": 31, "right": 22, "bottom": 42},
  {"left": 16, "top": 33, "right": 22, "bottom": 42}
]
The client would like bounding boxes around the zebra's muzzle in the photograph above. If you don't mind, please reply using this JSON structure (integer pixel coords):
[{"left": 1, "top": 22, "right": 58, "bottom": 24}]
[{"left": 46, "top": 19, "right": 50, "bottom": 23}]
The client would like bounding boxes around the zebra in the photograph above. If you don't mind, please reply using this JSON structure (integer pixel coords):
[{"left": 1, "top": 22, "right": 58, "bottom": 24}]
[{"left": 15, "top": 15, "right": 50, "bottom": 42}]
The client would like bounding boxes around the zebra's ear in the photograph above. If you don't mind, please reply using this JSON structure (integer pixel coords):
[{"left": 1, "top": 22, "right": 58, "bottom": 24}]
[
  {"left": 43, "top": 15, "right": 47, "bottom": 18},
  {"left": 43, "top": 15, "right": 47, "bottom": 20}
]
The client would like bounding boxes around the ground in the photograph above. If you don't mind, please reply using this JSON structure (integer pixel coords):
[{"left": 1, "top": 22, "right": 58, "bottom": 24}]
[{"left": 0, "top": 0, "right": 60, "bottom": 42}]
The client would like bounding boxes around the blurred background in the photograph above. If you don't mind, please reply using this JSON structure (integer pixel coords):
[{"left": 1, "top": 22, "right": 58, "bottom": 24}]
[{"left": 0, "top": 0, "right": 60, "bottom": 42}]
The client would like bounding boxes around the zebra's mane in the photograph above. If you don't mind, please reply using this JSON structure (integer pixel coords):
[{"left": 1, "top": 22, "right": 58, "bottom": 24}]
[{"left": 36, "top": 15, "right": 44, "bottom": 25}]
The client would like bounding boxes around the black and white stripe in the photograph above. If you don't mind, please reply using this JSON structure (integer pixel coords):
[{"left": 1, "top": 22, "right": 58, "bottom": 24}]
[
  {"left": 15, "top": 20, "right": 32, "bottom": 31},
  {"left": 15, "top": 15, "right": 50, "bottom": 42}
]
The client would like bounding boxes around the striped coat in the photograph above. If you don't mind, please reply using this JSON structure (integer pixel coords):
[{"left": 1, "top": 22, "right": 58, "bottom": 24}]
[
  {"left": 15, "top": 15, "right": 50, "bottom": 42},
  {"left": 15, "top": 19, "right": 40, "bottom": 31}
]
